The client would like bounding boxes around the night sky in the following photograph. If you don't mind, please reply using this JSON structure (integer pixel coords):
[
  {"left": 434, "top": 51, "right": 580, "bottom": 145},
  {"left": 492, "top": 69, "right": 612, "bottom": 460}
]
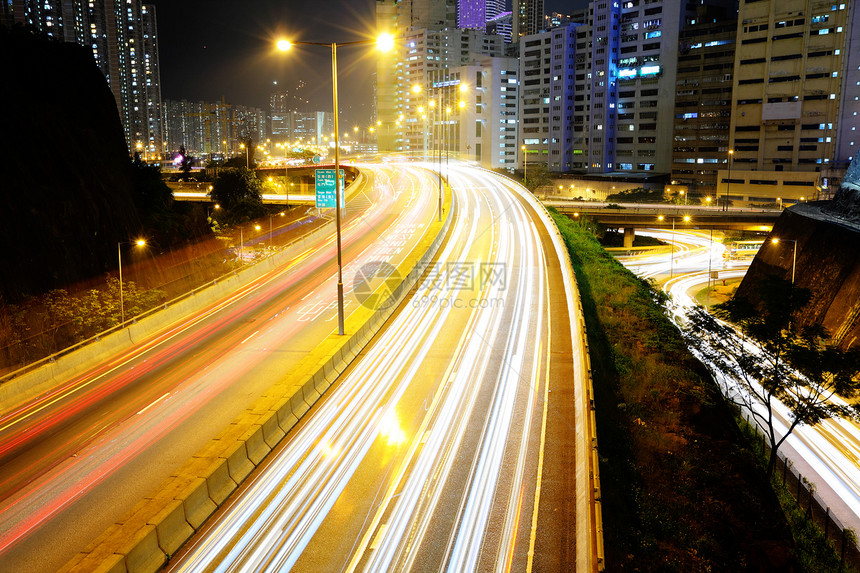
[{"left": 149, "top": 0, "right": 586, "bottom": 127}]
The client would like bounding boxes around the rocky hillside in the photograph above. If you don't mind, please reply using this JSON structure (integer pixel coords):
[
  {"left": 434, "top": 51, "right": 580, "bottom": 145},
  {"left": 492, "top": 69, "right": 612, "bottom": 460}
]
[{"left": 0, "top": 26, "right": 141, "bottom": 303}]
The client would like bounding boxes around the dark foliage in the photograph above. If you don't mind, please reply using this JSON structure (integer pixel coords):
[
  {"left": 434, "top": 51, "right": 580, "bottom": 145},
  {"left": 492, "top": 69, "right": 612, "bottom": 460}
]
[
  {"left": 549, "top": 208, "right": 800, "bottom": 571},
  {"left": 605, "top": 187, "right": 665, "bottom": 203},
  {"left": 689, "top": 274, "right": 860, "bottom": 479},
  {"left": 209, "top": 168, "right": 265, "bottom": 223}
]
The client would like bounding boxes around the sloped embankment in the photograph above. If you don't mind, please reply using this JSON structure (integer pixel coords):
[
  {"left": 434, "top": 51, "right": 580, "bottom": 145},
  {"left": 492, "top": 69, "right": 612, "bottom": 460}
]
[{"left": 549, "top": 208, "right": 799, "bottom": 571}]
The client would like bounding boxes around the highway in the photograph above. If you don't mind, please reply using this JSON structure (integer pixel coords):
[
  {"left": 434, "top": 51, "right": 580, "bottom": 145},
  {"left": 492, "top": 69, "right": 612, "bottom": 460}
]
[
  {"left": 0, "top": 164, "right": 440, "bottom": 572},
  {"left": 615, "top": 230, "right": 860, "bottom": 542},
  {"left": 167, "top": 164, "right": 597, "bottom": 572}
]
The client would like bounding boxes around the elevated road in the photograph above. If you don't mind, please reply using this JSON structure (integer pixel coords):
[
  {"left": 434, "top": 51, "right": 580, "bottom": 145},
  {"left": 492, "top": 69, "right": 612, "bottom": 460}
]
[{"left": 547, "top": 200, "right": 781, "bottom": 231}]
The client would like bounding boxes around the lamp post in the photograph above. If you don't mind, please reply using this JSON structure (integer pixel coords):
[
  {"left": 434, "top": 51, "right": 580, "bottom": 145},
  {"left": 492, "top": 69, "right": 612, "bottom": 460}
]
[
  {"left": 239, "top": 143, "right": 249, "bottom": 169},
  {"left": 277, "top": 33, "right": 394, "bottom": 336},
  {"left": 725, "top": 149, "right": 734, "bottom": 211},
  {"left": 660, "top": 214, "right": 690, "bottom": 279},
  {"left": 771, "top": 237, "right": 798, "bottom": 284},
  {"left": 118, "top": 239, "right": 146, "bottom": 324},
  {"left": 522, "top": 145, "right": 528, "bottom": 187},
  {"left": 415, "top": 81, "right": 467, "bottom": 223},
  {"left": 269, "top": 211, "right": 285, "bottom": 250}
]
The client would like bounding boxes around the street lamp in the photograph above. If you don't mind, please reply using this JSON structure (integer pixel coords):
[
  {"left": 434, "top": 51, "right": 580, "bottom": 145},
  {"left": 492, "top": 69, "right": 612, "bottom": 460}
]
[
  {"left": 725, "top": 149, "right": 734, "bottom": 211},
  {"left": 666, "top": 214, "right": 690, "bottom": 279},
  {"left": 118, "top": 239, "right": 146, "bottom": 324},
  {"left": 269, "top": 211, "right": 285, "bottom": 249},
  {"left": 771, "top": 237, "right": 798, "bottom": 284},
  {"left": 522, "top": 145, "right": 528, "bottom": 187},
  {"left": 277, "top": 33, "right": 394, "bottom": 336},
  {"left": 414, "top": 81, "right": 466, "bottom": 222},
  {"left": 239, "top": 143, "right": 249, "bottom": 169}
]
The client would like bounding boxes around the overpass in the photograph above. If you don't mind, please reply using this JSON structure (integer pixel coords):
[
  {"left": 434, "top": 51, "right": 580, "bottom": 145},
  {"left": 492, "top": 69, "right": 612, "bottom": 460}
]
[
  {"left": 546, "top": 200, "right": 782, "bottom": 246},
  {"left": 168, "top": 164, "right": 361, "bottom": 206}
]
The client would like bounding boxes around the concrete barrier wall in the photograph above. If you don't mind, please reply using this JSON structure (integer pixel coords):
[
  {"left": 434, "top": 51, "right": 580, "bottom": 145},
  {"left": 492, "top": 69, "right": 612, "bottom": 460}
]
[
  {"left": 59, "top": 176, "right": 455, "bottom": 573},
  {"left": 0, "top": 174, "right": 371, "bottom": 411}
]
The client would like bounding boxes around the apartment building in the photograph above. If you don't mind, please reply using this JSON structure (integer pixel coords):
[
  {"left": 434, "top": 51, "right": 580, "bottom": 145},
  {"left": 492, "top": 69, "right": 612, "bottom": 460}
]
[
  {"left": 727, "top": 0, "right": 857, "bottom": 202},
  {"left": 519, "top": 24, "right": 578, "bottom": 172},
  {"left": 671, "top": 19, "right": 737, "bottom": 199},
  {"left": 457, "top": 55, "right": 520, "bottom": 168},
  {"left": 2, "top": 0, "right": 164, "bottom": 156}
]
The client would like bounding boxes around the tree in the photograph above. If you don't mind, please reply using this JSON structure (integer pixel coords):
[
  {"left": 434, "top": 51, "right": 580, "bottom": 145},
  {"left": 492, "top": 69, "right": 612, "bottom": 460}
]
[
  {"left": 687, "top": 274, "right": 860, "bottom": 479},
  {"left": 523, "top": 163, "right": 553, "bottom": 192},
  {"left": 178, "top": 145, "right": 193, "bottom": 175},
  {"left": 209, "top": 167, "right": 265, "bottom": 222}
]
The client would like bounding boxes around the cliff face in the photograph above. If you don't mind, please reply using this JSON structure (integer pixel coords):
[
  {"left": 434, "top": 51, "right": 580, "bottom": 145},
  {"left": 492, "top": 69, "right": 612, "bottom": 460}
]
[
  {"left": 0, "top": 28, "right": 141, "bottom": 302},
  {"left": 736, "top": 208, "right": 860, "bottom": 349},
  {"left": 823, "top": 150, "right": 860, "bottom": 223}
]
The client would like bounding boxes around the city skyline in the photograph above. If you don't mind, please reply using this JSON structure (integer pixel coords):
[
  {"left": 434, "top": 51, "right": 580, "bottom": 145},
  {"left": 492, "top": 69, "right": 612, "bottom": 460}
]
[{"left": 146, "top": 0, "right": 584, "bottom": 122}]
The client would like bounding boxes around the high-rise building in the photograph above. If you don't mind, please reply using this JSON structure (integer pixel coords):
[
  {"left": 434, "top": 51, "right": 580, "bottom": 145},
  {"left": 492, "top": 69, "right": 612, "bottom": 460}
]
[
  {"left": 519, "top": 24, "right": 578, "bottom": 172},
  {"left": 163, "top": 98, "right": 265, "bottom": 160},
  {"left": 486, "top": 11, "right": 513, "bottom": 43},
  {"left": 140, "top": 4, "right": 163, "bottom": 159},
  {"left": 2, "top": 0, "right": 164, "bottom": 157},
  {"left": 457, "top": 55, "right": 521, "bottom": 168},
  {"left": 726, "top": 0, "right": 857, "bottom": 200},
  {"left": 401, "top": 28, "right": 505, "bottom": 155},
  {"left": 270, "top": 87, "right": 291, "bottom": 139},
  {"left": 513, "top": 0, "right": 545, "bottom": 40},
  {"left": 458, "top": 0, "right": 505, "bottom": 30},
  {"left": 572, "top": 1, "right": 697, "bottom": 174},
  {"left": 670, "top": 18, "right": 737, "bottom": 198}
]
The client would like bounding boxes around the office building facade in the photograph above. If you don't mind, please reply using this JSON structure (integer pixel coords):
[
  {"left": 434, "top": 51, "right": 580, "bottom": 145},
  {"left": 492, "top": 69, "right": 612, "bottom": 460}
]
[{"left": 457, "top": 55, "right": 520, "bottom": 168}]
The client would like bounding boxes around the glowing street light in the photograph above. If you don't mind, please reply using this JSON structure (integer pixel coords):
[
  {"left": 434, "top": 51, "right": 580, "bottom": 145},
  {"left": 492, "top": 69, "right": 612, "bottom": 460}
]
[
  {"left": 725, "top": 149, "right": 734, "bottom": 211},
  {"left": 771, "top": 237, "right": 798, "bottom": 284},
  {"left": 276, "top": 32, "right": 394, "bottom": 335},
  {"left": 118, "top": 239, "right": 146, "bottom": 324},
  {"left": 522, "top": 145, "right": 528, "bottom": 186}
]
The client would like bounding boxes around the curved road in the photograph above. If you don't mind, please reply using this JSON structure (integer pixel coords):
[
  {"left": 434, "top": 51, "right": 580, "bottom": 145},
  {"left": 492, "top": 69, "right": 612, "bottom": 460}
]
[
  {"left": 616, "top": 230, "right": 860, "bottom": 543},
  {"left": 168, "top": 164, "right": 596, "bottom": 572}
]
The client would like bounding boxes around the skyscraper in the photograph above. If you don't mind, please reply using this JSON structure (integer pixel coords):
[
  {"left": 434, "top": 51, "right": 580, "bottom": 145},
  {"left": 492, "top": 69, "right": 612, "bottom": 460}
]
[
  {"left": 2, "top": 0, "right": 164, "bottom": 156},
  {"left": 458, "top": 0, "right": 505, "bottom": 31},
  {"left": 728, "top": 0, "right": 857, "bottom": 198},
  {"left": 513, "top": 0, "right": 545, "bottom": 39}
]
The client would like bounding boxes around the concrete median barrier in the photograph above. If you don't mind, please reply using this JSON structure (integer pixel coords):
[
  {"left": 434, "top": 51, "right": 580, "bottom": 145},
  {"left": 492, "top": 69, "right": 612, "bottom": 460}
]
[{"left": 59, "top": 174, "right": 455, "bottom": 573}]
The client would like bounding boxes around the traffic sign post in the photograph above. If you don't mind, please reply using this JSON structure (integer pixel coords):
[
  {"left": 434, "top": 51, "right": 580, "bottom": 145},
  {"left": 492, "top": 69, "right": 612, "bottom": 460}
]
[{"left": 314, "top": 168, "right": 345, "bottom": 209}]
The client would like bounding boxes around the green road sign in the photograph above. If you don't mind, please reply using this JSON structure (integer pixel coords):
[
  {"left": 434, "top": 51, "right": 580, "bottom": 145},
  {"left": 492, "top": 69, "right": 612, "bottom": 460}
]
[{"left": 315, "top": 168, "right": 345, "bottom": 209}]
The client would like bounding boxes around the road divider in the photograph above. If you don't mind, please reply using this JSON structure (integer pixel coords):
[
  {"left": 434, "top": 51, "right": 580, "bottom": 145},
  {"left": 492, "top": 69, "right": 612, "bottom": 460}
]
[{"left": 58, "top": 170, "right": 454, "bottom": 573}]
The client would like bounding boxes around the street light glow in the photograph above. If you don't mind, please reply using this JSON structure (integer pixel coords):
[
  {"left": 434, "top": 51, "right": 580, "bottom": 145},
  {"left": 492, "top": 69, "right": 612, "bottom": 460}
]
[
  {"left": 376, "top": 32, "right": 395, "bottom": 52},
  {"left": 135, "top": 239, "right": 146, "bottom": 247},
  {"left": 276, "top": 39, "right": 292, "bottom": 52}
]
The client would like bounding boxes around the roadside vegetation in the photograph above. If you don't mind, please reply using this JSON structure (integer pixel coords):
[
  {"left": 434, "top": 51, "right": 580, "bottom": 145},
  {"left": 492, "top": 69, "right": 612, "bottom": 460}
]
[{"left": 549, "top": 207, "right": 806, "bottom": 570}]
